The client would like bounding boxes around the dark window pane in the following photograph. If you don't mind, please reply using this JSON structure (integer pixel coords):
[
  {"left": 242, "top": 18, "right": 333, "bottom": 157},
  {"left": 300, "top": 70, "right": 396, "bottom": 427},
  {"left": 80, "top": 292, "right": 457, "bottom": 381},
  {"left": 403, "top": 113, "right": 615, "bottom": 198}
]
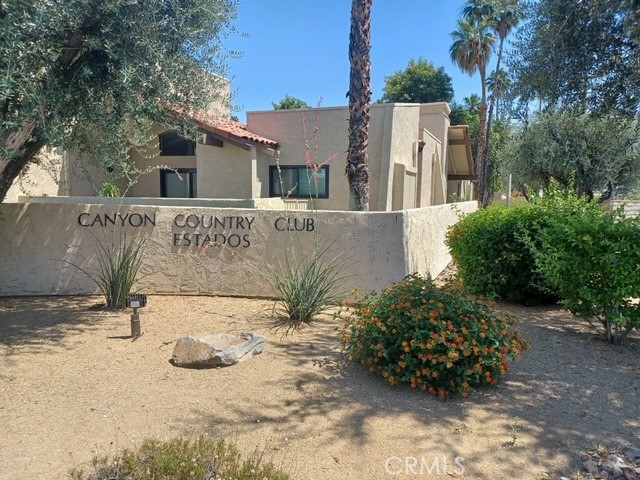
[
  {"left": 161, "top": 169, "right": 197, "bottom": 198},
  {"left": 159, "top": 131, "right": 196, "bottom": 156},
  {"left": 269, "top": 165, "right": 328, "bottom": 198},
  {"left": 299, "top": 168, "right": 327, "bottom": 197}
]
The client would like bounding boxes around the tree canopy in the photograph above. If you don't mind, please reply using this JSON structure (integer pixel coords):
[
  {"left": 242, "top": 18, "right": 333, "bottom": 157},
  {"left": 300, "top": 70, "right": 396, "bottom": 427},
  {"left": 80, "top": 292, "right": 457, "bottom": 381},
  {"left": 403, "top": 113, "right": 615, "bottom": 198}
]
[
  {"left": 0, "top": 0, "right": 238, "bottom": 201},
  {"left": 503, "top": 111, "right": 640, "bottom": 200},
  {"left": 379, "top": 58, "right": 454, "bottom": 104},
  {"left": 272, "top": 95, "right": 310, "bottom": 110},
  {"left": 510, "top": 0, "right": 640, "bottom": 114}
]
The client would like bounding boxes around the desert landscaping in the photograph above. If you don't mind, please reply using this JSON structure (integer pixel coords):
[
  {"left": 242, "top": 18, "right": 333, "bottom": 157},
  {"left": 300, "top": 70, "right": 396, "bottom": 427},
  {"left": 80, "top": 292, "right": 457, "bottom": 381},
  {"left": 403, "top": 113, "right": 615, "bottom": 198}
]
[{"left": 1, "top": 293, "right": 639, "bottom": 480}]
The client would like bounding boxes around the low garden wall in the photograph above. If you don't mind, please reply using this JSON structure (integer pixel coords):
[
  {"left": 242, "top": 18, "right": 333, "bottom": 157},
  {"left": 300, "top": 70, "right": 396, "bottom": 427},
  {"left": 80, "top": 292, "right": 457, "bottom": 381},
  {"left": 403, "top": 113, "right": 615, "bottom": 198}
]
[
  {"left": 0, "top": 201, "right": 476, "bottom": 297},
  {"left": 602, "top": 199, "right": 640, "bottom": 217}
]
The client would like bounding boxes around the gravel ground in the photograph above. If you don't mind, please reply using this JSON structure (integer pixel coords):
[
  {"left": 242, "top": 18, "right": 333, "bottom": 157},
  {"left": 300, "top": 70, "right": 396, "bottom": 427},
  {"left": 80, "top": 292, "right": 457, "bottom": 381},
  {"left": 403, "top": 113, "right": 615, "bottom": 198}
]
[{"left": 1, "top": 293, "right": 639, "bottom": 480}]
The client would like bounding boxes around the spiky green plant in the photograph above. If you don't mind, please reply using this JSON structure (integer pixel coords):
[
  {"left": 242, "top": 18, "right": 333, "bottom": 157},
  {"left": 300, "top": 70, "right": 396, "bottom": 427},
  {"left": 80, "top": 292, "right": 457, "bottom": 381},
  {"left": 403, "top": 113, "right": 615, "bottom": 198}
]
[
  {"left": 267, "top": 243, "right": 348, "bottom": 325},
  {"left": 97, "top": 182, "right": 124, "bottom": 197},
  {"left": 70, "top": 231, "right": 145, "bottom": 309}
]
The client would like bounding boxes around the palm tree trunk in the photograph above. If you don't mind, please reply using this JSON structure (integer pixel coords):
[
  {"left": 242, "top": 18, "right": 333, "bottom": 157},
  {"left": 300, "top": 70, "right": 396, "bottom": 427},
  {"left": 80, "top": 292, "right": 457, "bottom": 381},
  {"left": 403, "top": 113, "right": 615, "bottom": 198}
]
[
  {"left": 346, "top": 0, "right": 371, "bottom": 211},
  {"left": 477, "top": 65, "right": 489, "bottom": 207},
  {"left": 480, "top": 36, "right": 505, "bottom": 208}
]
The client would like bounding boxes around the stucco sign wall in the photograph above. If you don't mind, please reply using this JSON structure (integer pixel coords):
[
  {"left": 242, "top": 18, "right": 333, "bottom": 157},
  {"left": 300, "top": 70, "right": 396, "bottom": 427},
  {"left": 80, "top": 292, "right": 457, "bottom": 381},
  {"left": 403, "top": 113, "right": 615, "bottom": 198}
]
[{"left": 0, "top": 202, "right": 476, "bottom": 297}]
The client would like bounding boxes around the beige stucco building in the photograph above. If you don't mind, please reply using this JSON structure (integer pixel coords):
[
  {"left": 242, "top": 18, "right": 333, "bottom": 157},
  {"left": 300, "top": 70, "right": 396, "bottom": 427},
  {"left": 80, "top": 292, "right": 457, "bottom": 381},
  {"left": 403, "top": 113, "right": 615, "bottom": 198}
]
[
  {"left": 18, "top": 102, "right": 474, "bottom": 210},
  {"left": 2, "top": 102, "right": 478, "bottom": 298}
]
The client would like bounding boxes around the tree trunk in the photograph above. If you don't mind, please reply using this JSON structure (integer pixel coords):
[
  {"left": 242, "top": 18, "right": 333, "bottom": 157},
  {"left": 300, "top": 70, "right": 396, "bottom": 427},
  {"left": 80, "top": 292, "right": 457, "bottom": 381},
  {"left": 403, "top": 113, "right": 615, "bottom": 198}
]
[
  {"left": 0, "top": 15, "right": 97, "bottom": 203},
  {"left": 346, "top": 0, "right": 371, "bottom": 211},
  {"left": 0, "top": 128, "right": 45, "bottom": 202},
  {"left": 476, "top": 65, "right": 489, "bottom": 207},
  {"left": 480, "top": 37, "right": 505, "bottom": 208}
]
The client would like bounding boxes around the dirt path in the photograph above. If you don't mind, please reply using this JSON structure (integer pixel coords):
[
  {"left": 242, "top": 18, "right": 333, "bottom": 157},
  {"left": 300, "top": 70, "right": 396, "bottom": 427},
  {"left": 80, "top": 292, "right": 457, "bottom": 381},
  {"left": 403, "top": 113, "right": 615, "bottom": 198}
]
[{"left": 1, "top": 295, "right": 639, "bottom": 479}]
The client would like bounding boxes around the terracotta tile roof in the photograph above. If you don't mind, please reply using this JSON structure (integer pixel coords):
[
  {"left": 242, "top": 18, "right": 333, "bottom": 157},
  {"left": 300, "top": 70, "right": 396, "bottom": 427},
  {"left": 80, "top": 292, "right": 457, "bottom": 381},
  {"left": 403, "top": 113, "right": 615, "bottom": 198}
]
[{"left": 175, "top": 109, "right": 280, "bottom": 149}]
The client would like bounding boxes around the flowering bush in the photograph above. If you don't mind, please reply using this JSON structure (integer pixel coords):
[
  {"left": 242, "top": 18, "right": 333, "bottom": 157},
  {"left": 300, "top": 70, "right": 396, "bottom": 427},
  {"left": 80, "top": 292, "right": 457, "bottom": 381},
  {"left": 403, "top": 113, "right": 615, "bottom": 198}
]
[{"left": 339, "top": 274, "right": 528, "bottom": 399}]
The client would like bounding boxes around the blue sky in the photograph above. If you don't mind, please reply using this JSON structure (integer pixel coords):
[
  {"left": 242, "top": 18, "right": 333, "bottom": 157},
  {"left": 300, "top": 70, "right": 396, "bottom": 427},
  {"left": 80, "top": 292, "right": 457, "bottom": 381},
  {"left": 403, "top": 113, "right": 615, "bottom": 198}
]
[{"left": 226, "top": 0, "right": 494, "bottom": 121}]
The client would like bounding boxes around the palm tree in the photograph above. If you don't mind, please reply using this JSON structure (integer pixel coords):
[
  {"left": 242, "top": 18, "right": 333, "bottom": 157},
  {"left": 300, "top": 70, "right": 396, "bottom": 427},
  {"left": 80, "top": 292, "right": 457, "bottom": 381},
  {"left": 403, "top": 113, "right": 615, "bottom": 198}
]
[
  {"left": 463, "top": 93, "right": 482, "bottom": 115},
  {"left": 479, "top": 0, "right": 521, "bottom": 207},
  {"left": 450, "top": 17, "right": 494, "bottom": 206},
  {"left": 487, "top": 68, "right": 512, "bottom": 121},
  {"left": 346, "top": 0, "right": 372, "bottom": 211}
]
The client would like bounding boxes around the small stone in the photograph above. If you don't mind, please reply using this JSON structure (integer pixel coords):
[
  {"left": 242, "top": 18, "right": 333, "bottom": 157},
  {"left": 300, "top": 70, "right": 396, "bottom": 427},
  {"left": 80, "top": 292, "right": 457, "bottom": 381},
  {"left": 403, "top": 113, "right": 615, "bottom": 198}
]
[
  {"left": 603, "top": 456, "right": 625, "bottom": 480},
  {"left": 622, "top": 467, "right": 640, "bottom": 480},
  {"left": 171, "top": 332, "right": 266, "bottom": 368},
  {"left": 624, "top": 447, "right": 640, "bottom": 462},
  {"left": 582, "top": 458, "right": 599, "bottom": 475}
]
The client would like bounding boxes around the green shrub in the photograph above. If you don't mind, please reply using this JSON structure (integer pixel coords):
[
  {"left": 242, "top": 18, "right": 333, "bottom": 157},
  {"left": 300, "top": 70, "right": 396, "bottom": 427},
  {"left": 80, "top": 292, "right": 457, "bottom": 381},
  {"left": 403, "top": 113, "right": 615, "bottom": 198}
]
[
  {"left": 535, "top": 208, "right": 640, "bottom": 344},
  {"left": 338, "top": 274, "right": 528, "bottom": 399},
  {"left": 68, "top": 436, "right": 291, "bottom": 480},
  {"left": 446, "top": 184, "right": 602, "bottom": 305},
  {"left": 267, "top": 242, "right": 348, "bottom": 325},
  {"left": 446, "top": 204, "right": 551, "bottom": 304}
]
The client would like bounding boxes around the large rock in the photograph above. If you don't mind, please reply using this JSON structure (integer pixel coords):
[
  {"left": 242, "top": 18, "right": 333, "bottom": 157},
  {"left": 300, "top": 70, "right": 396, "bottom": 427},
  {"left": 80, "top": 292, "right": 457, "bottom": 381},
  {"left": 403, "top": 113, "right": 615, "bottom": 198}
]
[{"left": 172, "top": 332, "right": 266, "bottom": 368}]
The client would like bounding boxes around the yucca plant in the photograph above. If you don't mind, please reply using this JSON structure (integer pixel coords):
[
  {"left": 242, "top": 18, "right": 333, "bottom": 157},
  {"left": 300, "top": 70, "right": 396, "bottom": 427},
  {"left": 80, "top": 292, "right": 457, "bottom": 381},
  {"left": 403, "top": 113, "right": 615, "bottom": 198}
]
[
  {"left": 267, "top": 243, "right": 348, "bottom": 325},
  {"left": 71, "top": 231, "right": 145, "bottom": 309},
  {"left": 97, "top": 182, "right": 124, "bottom": 197}
]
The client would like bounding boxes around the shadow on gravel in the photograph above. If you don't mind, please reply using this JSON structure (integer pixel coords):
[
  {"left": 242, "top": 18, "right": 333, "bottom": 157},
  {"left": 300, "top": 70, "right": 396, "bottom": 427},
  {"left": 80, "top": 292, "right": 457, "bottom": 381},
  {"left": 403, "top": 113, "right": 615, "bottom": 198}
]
[
  {"left": 180, "top": 305, "right": 640, "bottom": 480},
  {"left": 0, "top": 296, "right": 116, "bottom": 352}
]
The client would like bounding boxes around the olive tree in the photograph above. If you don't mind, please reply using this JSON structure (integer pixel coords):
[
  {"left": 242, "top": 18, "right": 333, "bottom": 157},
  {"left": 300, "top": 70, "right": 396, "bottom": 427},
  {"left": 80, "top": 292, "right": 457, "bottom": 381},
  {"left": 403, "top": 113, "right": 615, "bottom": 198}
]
[
  {"left": 503, "top": 111, "right": 640, "bottom": 200},
  {"left": 0, "top": 0, "right": 238, "bottom": 202}
]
